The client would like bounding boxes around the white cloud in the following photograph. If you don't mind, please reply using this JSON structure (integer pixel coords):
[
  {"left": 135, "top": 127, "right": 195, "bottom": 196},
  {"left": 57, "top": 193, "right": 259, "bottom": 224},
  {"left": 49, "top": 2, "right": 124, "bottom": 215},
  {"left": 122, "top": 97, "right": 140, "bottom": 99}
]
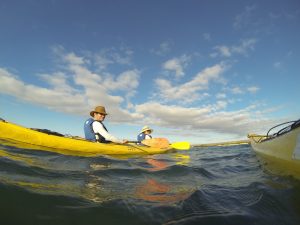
[
  {"left": 0, "top": 47, "right": 279, "bottom": 142},
  {"left": 64, "top": 52, "right": 86, "bottom": 65},
  {"left": 94, "top": 54, "right": 113, "bottom": 70},
  {"left": 70, "top": 64, "right": 103, "bottom": 88},
  {"left": 0, "top": 68, "right": 87, "bottom": 115},
  {"left": 203, "top": 33, "right": 211, "bottom": 41},
  {"left": 151, "top": 41, "right": 172, "bottom": 55},
  {"left": 247, "top": 86, "right": 259, "bottom": 94},
  {"left": 211, "top": 100, "right": 228, "bottom": 111},
  {"left": 135, "top": 102, "right": 212, "bottom": 127},
  {"left": 233, "top": 4, "right": 295, "bottom": 36},
  {"left": 0, "top": 68, "right": 26, "bottom": 96},
  {"left": 231, "top": 87, "right": 243, "bottom": 94},
  {"left": 229, "top": 85, "right": 259, "bottom": 95},
  {"left": 273, "top": 61, "right": 282, "bottom": 69},
  {"left": 156, "top": 63, "right": 227, "bottom": 103},
  {"left": 216, "top": 93, "right": 226, "bottom": 99},
  {"left": 214, "top": 46, "right": 231, "bottom": 57},
  {"left": 134, "top": 101, "right": 278, "bottom": 139},
  {"left": 93, "top": 47, "right": 133, "bottom": 70},
  {"left": 162, "top": 55, "right": 190, "bottom": 78},
  {"left": 163, "top": 58, "right": 184, "bottom": 78},
  {"left": 0, "top": 49, "right": 140, "bottom": 123},
  {"left": 212, "top": 38, "right": 257, "bottom": 58},
  {"left": 38, "top": 72, "right": 75, "bottom": 93},
  {"left": 3, "top": 62, "right": 261, "bottom": 138},
  {"left": 232, "top": 39, "right": 257, "bottom": 55},
  {"left": 0, "top": 65, "right": 282, "bottom": 142},
  {"left": 233, "top": 5, "right": 257, "bottom": 29}
]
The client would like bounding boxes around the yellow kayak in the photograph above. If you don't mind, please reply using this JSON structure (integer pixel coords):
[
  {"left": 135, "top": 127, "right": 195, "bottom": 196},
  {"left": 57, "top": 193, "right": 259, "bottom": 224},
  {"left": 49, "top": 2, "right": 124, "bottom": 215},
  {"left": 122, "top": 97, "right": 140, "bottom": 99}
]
[
  {"left": 248, "top": 119, "right": 300, "bottom": 178},
  {"left": 0, "top": 120, "right": 172, "bottom": 156}
]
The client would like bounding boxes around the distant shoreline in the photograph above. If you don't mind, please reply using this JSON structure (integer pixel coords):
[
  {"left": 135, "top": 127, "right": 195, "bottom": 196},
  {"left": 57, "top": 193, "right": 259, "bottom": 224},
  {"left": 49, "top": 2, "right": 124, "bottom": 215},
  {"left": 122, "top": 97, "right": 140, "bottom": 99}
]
[{"left": 193, "top": 139, "right": 250, "bottom": 147}]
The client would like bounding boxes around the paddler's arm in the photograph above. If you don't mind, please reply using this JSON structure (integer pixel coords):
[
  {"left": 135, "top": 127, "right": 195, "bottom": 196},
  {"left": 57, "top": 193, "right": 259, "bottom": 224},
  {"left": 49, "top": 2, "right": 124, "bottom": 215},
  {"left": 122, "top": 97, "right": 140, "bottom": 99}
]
[{"left": 92, "top": 122, "right": 127, "bottom": 144}]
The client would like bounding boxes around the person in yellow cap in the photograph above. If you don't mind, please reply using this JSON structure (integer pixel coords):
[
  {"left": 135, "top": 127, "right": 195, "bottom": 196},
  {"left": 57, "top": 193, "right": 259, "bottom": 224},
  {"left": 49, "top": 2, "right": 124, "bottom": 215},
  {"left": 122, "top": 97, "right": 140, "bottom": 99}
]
[
  {"left": 84, "top": 106, "right": 128, "bottom": 144},
  {"left": 137, "top": 126, "right": 153, "bottom": 144}
]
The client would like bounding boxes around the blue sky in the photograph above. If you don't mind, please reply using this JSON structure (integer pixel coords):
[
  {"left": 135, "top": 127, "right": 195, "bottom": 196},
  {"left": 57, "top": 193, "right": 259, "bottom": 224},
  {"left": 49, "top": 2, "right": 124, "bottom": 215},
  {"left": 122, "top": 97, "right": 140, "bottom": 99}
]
[{"left": 0, "top": 0, "right": 299, "bottom": 144}]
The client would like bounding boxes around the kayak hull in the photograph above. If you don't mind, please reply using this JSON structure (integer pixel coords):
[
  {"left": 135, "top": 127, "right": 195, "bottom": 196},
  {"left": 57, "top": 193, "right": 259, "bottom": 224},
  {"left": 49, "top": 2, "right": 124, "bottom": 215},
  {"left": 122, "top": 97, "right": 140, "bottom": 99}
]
[
  {"left": 248, "top": 125, "right": 300, "bottom": 178},
  {"left": 0, "top": 121, "right": 172, "bottom": 156}
]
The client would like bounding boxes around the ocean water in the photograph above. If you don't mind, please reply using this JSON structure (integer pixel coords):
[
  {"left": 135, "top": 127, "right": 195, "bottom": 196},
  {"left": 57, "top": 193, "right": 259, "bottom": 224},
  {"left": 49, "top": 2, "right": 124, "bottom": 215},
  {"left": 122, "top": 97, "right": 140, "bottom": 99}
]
[{"left": 0, "top": 139, "right": 300, "bottom": 225}]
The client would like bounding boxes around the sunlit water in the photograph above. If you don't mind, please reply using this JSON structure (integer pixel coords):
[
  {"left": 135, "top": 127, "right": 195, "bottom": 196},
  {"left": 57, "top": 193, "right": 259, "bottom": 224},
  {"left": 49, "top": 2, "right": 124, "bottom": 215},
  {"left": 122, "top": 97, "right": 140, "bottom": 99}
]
[{"left": 0, "top": 139, "right": 300, "bottom": 225}]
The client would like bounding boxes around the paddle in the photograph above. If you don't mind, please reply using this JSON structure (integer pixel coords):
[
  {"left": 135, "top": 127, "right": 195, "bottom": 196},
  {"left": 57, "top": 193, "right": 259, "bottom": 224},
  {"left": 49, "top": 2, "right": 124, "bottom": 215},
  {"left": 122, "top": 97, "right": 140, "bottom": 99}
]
[
  {"left": 170, "top": 141, "right": 190, "bottom": 150},
  {"left": 130, "top": 138, "right": 190, "bottom": 150}
]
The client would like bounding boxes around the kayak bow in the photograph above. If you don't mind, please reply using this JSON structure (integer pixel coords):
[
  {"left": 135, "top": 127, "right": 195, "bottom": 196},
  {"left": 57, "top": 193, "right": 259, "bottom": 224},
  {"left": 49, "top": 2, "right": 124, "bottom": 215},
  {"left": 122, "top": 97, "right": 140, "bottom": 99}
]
[{"left": 248, "top": 119, "right": 300, "bottom": 178}]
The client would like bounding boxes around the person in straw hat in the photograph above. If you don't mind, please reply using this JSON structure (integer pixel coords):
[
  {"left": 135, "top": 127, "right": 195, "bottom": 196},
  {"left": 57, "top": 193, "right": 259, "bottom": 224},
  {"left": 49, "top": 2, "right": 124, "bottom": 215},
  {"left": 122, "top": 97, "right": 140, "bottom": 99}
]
[
  {"left": 84, "top": 106, "right": 128, "bottom": 144},
  {"left": 137, "top": 126, "right": 153, "bottom": 144}
]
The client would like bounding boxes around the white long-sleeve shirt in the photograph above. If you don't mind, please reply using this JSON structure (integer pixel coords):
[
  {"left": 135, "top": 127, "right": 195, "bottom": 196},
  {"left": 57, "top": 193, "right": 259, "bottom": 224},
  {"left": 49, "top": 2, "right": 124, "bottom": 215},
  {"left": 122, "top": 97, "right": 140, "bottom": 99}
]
[
  {"left": 145, "top": 134, "right": 152, "bottom": 139},
  {"left": 92, "top": 121, "right": 123, "bottom": 144}
]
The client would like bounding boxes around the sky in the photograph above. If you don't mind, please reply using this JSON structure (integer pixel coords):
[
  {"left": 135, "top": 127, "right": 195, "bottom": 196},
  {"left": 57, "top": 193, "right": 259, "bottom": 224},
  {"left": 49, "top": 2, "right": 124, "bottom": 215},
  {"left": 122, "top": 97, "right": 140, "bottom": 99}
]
[{"left": 0, "top": 0, "right": 299, "bottom": 144}]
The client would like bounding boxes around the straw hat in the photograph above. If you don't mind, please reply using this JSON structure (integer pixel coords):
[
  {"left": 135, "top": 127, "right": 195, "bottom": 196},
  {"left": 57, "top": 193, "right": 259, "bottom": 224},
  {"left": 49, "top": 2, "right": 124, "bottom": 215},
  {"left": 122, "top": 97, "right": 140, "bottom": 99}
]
[
  {"left": 141, "top": 126, "right": 153, "bottom": 133},
  {"left": 90, "top": 106, "right": 108, "bottom": 117}
]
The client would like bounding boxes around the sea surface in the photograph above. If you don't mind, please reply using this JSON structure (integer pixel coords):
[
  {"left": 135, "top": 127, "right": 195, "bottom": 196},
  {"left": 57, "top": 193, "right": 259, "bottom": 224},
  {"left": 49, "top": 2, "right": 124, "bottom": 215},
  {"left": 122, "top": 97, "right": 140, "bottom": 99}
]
[{"left": 0, "top": 139, "right": 300, "bottom": 225}]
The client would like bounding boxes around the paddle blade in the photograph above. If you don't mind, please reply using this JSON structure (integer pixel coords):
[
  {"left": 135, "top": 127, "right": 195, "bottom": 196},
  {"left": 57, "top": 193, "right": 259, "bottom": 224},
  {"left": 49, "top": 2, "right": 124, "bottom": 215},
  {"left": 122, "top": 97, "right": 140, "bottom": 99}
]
[{"left": 170, "top": 142, "right": 190, "bottom": 150}]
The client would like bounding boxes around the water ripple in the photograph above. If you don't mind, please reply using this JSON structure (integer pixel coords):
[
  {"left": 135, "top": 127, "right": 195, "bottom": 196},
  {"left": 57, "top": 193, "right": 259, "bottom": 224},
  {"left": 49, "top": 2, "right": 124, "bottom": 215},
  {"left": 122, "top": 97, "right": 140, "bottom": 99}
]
[{"left": 1, "top": 140, "right": 300, "bottom": 224}]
